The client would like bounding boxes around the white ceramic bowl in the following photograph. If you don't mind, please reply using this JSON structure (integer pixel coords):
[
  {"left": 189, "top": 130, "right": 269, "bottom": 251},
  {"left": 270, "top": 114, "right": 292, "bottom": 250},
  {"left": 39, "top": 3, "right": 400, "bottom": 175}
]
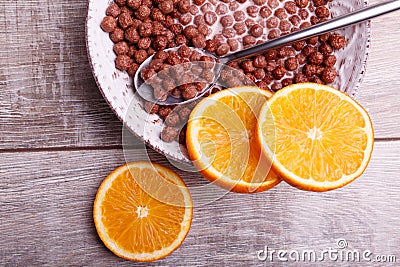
[{"left": 86, "top": 0, "right": 370, "bottom": 163}]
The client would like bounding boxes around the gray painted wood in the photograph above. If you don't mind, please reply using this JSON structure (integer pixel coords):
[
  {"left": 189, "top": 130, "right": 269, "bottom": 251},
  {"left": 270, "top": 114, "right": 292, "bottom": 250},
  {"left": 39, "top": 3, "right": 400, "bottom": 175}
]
[
  {"left": 1, "top": 144, "right": 400, "bottom": 266},
  {"left": 0, "top": 0, "right": 127, "bottom": 149},
  {"left": 357, "top": 9, "right": 400, "bottom": 140},
  {"left": 0, "top": 0, "right": 399, "bottom": 266}
]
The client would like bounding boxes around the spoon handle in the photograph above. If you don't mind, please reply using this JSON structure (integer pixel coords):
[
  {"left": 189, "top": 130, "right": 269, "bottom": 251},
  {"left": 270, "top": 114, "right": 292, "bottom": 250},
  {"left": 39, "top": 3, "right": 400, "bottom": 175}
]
[{"left": 220, "top": 0, "right": 400, "bottom": 64}]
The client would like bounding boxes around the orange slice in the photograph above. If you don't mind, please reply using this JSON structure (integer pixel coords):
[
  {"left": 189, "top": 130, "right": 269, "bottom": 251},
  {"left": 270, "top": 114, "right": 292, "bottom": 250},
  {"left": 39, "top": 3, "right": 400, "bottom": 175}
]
[
  {"left": 257, "top": 83, "right": 374, "bottom": 192},
  {"left": 186, "top": 86, "right": 281, "bottom": 193},
  {"left": 93, "top": 162, "right": 192, "bottom": 262}
]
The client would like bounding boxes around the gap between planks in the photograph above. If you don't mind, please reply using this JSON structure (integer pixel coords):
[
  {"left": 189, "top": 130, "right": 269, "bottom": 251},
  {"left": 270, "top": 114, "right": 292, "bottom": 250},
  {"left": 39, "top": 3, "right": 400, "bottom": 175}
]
[{"left": 0, "top": 137, "right": 398, "bottom": 154}]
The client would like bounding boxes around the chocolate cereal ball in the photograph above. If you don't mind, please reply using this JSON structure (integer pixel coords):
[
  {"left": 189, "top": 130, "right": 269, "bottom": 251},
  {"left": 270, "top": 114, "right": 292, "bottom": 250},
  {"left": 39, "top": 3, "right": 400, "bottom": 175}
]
[
  {"left": 118, "top": 12, "right": 134, "bottom": 29},
  {"left": 321, "top": 67, "right": 337, "bottom": 83},
  {"left": 115, "top": 0, "right": 127, "bottom": 6},
  {"left": 127, "top": 62, "right": 139, "bottom": 76},
  {"left": 113, "top": 41, "right": 129, "bottom": 55},
  {"left": 158, "top": 0, "right": 174, "bottom": 14},
  {"left": 109, "top": 27, "right": 125, "bottom": 43},
  {"left": 254, "top": 0, "right": 267, "bottom": 6},
  {"left": 135, "top": 6, "right": 151, "bottom": 20},
  {"left": 141, "top": 0, "right": 152, "bottom": 7},
  {"left": 260, "top": 6, "right": 272, "bottom": 18},
  {"left": 138, "top": 22, "right": 152, "bottom": 37},
  {"left": 323, "top": 54, "right": 337, "bottom": 67},
  {"left": 101, "top": 16, "right": 117, "bottom": 32},
  {"left": 234, "top": 10, "right": 246, "bottom": 21},
  {"left": 192, "top": 34, "right": 207, "bottom": 48},
  {"left": 265, "top": 61, "right": 276, "bottom": 72},
  {"left": 204, "top": 11, "right": 217, "bottom": 26},
  {"left": 183, "top": 25, "right": 199, "bottom": 39},
  {"left": 329, "top": 34, "right": 346, "bottom": 49},
  {"left": 161, "top": 126, "right": 178, "bottom": 142},
  {"left": 158, "top": 106, "right": 173, "bottom": 119},
  {"left": 134, "top": 49, "right": 148, "bottom": 64},
  {"left": 106, "top": 3, "right": 121, "bottom": 17},
  {"left": 253, "top": 69, "right": 266, "bottom": 80},
  {"left": 148, "top": 59, "right": 164, "bottom": 71},
  {"left": 151, "top": 8, "right": 165, "bottom": 21},
  {"left": 268, "top": 0, "right": 279, "bottom": 8},
  {"left": 310, "top": 76, "right": 324, "bottom": 84},
  {"left": 272, "top": 65, "right": 287, "bottom": 79},
  {"left": 115, "top": 55, "right": 131, "bottom": 71},
  {"left": 216, "top": 44, "right": 230, "bottom": 56},
  {"left": 178, "top": 107, "right": 191, "bottom": 122},
  {"left": 265, "top": 49, "right": 277, "bottom": 60},
  {"left": 193, "top": 0, "right": 206, "bottom": 5},
  {"left": 271, "top": 82, "right": 282, "bottom": 91},
  {"left": 250, "top": 24, "right": 263, "bottom": 38},
  {"left": 205, "top": 39, "right": 217, "bottom": 53},
  {"left": 315, "top": 6, "right": 330, "bottom": 18},
  {"left": 241, "top": 60, "right": 255, "bottom": 73},
  {"left": 296, "top": 0, "right": 309, "bottom": 8},
  {"left": 294, "top": 73, "right": 309, "bottom": 83},
  {"left": 165, "top": 112, "right": 181, "bottom": 127},
  {"left": 169, "top": 23, "right": 183, "bottom": 35},
  {"left": 144, "top": 101, "right": 159, "bottom": 114},
  {"left": 124, "top": 27, "right": 140, "bottom": 43},
  {"left": 120, "top": 6, "right": 133, "bottom": 15},
  {"left": 177, "top": 45, "right": 192, "bottom": 58},
  {"left": 289, "top": 15, "right": 301, "bottom": 26},
  {"left": 319, "top": 42, "right": 333, "bottom": 54},
  {"left": 313, "top": 0, "right": 327, "bottom": 7},
  {"left": 274, "top": 8, "right": 288, "bottom": 19},
  {"left": 153, "top": 35, "right": 168, "bottom": 51},
  {"left": 178, "top": 0, "right": 191, "bottom": 13},
  {"left": 182, "top": 85, "right": 198, "bottom": 100},
  {"left": 302, "top": 45, "right": 316, "bottom": 56},
  {"left": 222, "top": 28, "right": 236, "bottom": 38},
  {"left": 282, "top": 78, "right": 293, "bottom": 87},
  {"left": 243, "top": 35, "right": 256, "bottom": 46},
  {"left": 220, "top": 15, "right": 234, "bottom": 27},
  {"left": 137, "top": 37, "right": 152, "bottom": 49},
  {"left": 284, "top": 2, "right": 297, "bottom": 14},
  {"left": 303, "top": 64, "right": 317, "bottom": 77},
  {"left": 285, "top": 57, "right": 299, "bottom": 71},
  {"left": 233, "top": 22, "right": 246, "bottom": 35},
  {"left": 268, "top": 29, "right": 280, "bottom": 40},
  {"left": 180, "top": 13, "right": 192, "bottom": 25},
  {"left": 308, "top": 51, "right": 324, "bottom": 65},
  {"left": 141, "top": 68, "right": 156, "bottom": 81},
  {"left": 253, "top": 55, "right": 267, "bottom": 68},
  {"left": 127, "top": 0, "right": 141, "bottom": 10}
]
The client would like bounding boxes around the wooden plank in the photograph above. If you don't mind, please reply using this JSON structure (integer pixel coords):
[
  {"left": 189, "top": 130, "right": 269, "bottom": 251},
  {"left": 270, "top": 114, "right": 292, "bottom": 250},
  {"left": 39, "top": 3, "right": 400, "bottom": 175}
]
[
  {"left": 1, "top": 142, "right": 399, "bottom": 265},
  {"left": 0, "top": 0, "right": 399, "bottom": 152},
  {"left": 356, "top": 7, "right": 400, "bottom": 140},
  {"left": 0, "top": 0, "right": 128, "bottom": 149}
]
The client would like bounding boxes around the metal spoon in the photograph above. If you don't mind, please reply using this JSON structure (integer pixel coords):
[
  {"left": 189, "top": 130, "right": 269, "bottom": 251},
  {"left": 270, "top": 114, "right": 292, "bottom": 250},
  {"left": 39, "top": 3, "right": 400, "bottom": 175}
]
[{"left": 134, "top": 0, "right": 400, "bottom": 105}]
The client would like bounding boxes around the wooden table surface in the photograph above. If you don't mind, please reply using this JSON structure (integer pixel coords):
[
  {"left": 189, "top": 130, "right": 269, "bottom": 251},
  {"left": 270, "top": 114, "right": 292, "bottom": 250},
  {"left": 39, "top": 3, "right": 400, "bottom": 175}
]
[{"left": 1, "top": 0, "right": 399, "bottom": 266}]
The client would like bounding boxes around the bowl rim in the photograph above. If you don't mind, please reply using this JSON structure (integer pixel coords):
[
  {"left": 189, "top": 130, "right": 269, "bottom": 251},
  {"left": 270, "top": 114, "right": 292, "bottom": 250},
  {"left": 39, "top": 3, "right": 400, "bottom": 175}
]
[
  {"left": 350, "top": 0, "right": 371, "bottom": 98},
  {"left": 85, "top": 0, "right": 372, "bottom": 163},
  {"left": 85, "top": 0, "right": 191, "bottom": 163}
]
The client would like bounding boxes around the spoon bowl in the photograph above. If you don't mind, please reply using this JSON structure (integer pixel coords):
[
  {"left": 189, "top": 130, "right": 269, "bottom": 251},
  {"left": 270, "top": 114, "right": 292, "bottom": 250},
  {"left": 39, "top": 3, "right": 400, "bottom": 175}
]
[{"left": 134, "top": 47, "right": 220, "bottom": 106}]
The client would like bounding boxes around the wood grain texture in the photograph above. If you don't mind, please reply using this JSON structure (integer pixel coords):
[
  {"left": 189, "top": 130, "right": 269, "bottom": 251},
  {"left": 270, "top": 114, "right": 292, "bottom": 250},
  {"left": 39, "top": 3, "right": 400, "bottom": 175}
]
[
  {"left": 0, "top": 0, "right": 399, "bottom": 266},
  {"left": 0, "top": 0, "right": 398, "bottom": 152},
  {"left": 1, "top": 143, "right": 399, "bottom": 266},
  {"left": 356, "top": 7, "right": 400, "bottom": 139},
  {"left": 0, "top": 0, "right": 128, "bottom": 149}
]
